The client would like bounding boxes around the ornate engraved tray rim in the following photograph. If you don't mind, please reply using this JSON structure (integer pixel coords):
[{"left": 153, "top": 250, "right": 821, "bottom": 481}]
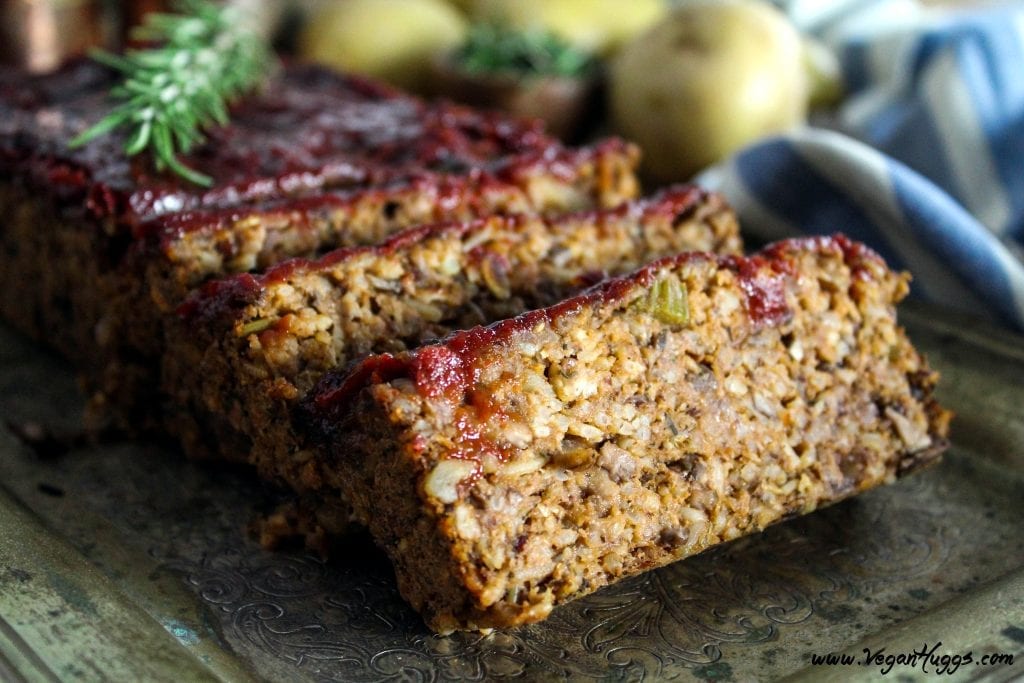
[{"left": 1, "top": 301, "right": 1022, "bottom": 682}]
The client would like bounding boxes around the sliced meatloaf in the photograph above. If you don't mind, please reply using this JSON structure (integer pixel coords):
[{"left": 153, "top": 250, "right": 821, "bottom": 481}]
[
  {"left": 0, "top": 60, "right": 638, "bottom": 427},
  {"left": 162, "top": 186, "right": 741, "bottom": 505},
  {"left": 302, "top": 235, "right": 952, "bottom": 633}
]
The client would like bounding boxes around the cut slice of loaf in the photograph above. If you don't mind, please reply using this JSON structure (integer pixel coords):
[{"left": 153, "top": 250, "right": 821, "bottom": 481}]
[
  {"left": 162, "top": 186, "right": 741, "bottom": 510},
  {"left": 302, "top": 235, "right": 951, "bottom": 633}
]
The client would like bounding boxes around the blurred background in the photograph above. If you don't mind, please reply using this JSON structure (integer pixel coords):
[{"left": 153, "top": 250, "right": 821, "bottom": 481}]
[
  {"left": 0, "top": 0, "right": 845, "bottom": 165},
  {"left": 4, "top": 0, "right": 1021, "bottom": 328}
]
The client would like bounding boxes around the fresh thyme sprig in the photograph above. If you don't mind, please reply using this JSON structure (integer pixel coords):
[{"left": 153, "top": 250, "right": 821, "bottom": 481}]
[{"left": 70, "top": 0, "right": 271, "bottom": 187}]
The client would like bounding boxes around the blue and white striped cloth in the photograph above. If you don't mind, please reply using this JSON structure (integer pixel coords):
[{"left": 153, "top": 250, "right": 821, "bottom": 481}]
[{"left": 699, "top": 2, "right": 1024, "bottom": 330}]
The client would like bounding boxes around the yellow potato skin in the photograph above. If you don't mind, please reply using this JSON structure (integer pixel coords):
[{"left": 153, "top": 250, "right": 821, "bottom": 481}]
[
  {"left": 300, "top": 0, "right": 467, "bottom": 91},
  {"left": 610, "top": 0, "right": 809, "bottom": 182}
]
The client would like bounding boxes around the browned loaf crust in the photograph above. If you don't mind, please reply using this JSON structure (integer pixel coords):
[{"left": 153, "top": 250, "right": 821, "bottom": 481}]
[
  {"left": 0, "top": 61, "right": 638, "bottom": 428},
  {"left": 302, "top": 235, "right": 952, "bottom": 633},
  {"left": 162, "top": 187, "right": 741, "bottom": 514}
]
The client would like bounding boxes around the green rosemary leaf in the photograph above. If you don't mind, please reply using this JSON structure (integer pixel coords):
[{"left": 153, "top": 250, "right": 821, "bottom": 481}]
[
  {"left": 124, "top": 119, "right": 153, "bottom": 155},
  {"left": 164, "top": 150, "right": 213, "bottom": 187},
  {"left": 88, "top": 50, "right": 134, "bottom": 72},
  {"left": 69, "top": 0, "right": 271, "bottom": 187},
  {"left": 68, "top": 107, "right": 130, "bottom": 147}
]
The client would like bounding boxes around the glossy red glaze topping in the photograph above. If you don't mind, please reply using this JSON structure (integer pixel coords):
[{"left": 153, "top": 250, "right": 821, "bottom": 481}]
[
  {"left": 313, "top": 353, "right": 411, "bottom": 410},
  {"left": 758, "top": 233, "right": 883, "bottom": 269},
  {"left": 728, "top": 255, "right": 791, "bottom": 328},
  {"left": 175, "top": 273, "right": 263, "bottom": 325},
  {"left": 307, "top": 234, "right": 887, "bottom": 418},
  {"left": 0, "top": 59, "right": 585, "bottom": 224},
  {"left": 413, "top": 346, "right": 472, "bottom": 400},
  {"left": 134, "top": 134, "right": 636, "bottom": 249},
  {"left": 176, "top": 185, "right": 707, "bottom": 324}
]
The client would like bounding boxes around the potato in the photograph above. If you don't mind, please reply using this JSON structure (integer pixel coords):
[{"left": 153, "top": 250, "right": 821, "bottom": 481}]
[
  {"left": 470, "top": 0, "right": 666, "bottom": 55},
  {"left": 299, "top": 0, "right": 467, "bottom": 91},
  {"left": 609, "top": 0, "right": 809, "bottom": 182},
  {"left": 443, "top": 0, "right": 476, "bottom": 14}
]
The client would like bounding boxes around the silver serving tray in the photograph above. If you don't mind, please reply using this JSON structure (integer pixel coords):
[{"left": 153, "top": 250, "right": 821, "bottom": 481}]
[{"left": 1, "top": 301, "right": 1022, "bottom": 682}]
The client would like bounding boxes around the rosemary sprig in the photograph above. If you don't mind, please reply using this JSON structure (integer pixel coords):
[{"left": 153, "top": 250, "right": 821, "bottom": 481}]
[
  {"left": 455, "top": 24, "right": 594, "bottom": 79},
  {"left": 70, "top": 0, "right": 271, "bottom": 187}
]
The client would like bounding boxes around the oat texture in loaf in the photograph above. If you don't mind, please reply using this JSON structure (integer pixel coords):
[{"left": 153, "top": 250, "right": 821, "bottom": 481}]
[
  {"left": 0, "top": 58, "right": 639, "bottom": 428},
  {"left": 93, "top": 141, "right": 638, "bottom": 428},
  {"left": 162, "top": 186, "right": 741, "bottom": 506},
  {"left": 304, "top": 235, "right": 952, "bottom": 633}
]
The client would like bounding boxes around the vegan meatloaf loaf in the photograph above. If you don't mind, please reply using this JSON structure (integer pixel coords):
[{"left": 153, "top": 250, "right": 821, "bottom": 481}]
[
  {"left": 162, "top": 186, "right": 741, "bottom": 507},
  {"left": 0, "top": 60, "right": 638, "bottom": 426},
  {"left": 302, "top": 235, "right": 952, "bottom": 633}
]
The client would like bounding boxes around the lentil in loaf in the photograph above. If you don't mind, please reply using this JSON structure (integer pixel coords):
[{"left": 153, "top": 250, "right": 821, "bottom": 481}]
[
  {"left": 162, "top": 186, "right": 741, "bottom": 511},
  {"left": 0, "top": 60, "right": 639, "bottom": 428},
  {"left": 304, "top": 235, "right": 952, "bottom": 633}
]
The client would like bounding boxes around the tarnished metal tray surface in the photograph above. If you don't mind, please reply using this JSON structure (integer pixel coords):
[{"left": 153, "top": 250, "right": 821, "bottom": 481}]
[{"left": 1, "top": 302, "right": 1022, "bottom": 682}]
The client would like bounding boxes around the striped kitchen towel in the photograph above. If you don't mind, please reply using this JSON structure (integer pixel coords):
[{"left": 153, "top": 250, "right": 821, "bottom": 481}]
[{"left": 700, "top": 3, "right": 1024, "bottom": 330}]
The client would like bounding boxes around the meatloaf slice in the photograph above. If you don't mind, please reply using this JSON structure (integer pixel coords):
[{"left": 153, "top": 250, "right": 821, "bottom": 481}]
[
  {"left": 302, "top": 235, "right": 952, "bottom": 633},
  {"left": 0, "top": 60, "right": 638, "bottom": 427},
  {"left": 90, "top": 141, "right": 636, "bottom": 427},
  {"left": 162, "top": 186, "right": 741, "bottom": 501},
  {"left": 1, "top": 59, "right": 611, "bottom": 223}
]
